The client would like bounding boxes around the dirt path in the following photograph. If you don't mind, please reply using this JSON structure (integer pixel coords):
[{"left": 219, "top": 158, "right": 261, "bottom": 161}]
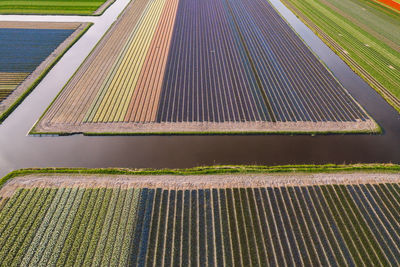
[{"left": 1, "top": 172, "right": 399, "bottom": 198}]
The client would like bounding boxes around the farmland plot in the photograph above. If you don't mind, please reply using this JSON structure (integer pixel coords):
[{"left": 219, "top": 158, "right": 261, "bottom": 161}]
[
  {"left": 0, "top": 0, "right": 114, "bottom": 15},
  {"left": 0, "top": 22, "right": 90, "bottom": 123},
  {"left": 1, "top": 172, "right": 400, "bottom": 266},
  {"left": 281, "top": 0, "right": 400, "bottom": 112},
  {"left": 34, "top": 0, "right": 377, "bottom": 134}
]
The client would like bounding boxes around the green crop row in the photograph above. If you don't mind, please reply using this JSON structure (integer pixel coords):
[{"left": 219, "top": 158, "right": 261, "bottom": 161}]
[
  {"left": 56, "top": 189, "right": 93, "bottom": 266},
  {"left": 20, "top": 188, "right": 67, "bottom": 266},
  {"left": 282, "top": 0, "right": 400, "bottom": 111},
  {"left": 0, "top": 0, "right": 112, "bottom": 15},
  {"left": 0, "top": 183, "right": 400, "bottom": 265},
  {"left": 64, "top": 189, "right": 99, "bottom": 266},
  {"left": 73, "top": 188, "right": 106, "bottom": 266},
  {"left": 4, "top": 189, "right": 57, "bottom": 265}
]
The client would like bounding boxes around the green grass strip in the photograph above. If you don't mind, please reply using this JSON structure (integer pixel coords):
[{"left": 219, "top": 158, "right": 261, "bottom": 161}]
[
  {"left": 2, "top": 164, "right": 399, "bottom": 187},
  {"left": 0, "top": 0, "right": 113, "bottom": 15}
]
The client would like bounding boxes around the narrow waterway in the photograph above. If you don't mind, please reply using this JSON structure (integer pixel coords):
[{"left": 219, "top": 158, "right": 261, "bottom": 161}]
[{"left": 0, "top": 0, "right": 399, "bottom": 177}]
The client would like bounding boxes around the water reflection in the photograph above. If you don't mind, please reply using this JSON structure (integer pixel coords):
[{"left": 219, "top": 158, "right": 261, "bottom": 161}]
[{"left": 0, "top": 0, "right": 399, "bottom": 177}]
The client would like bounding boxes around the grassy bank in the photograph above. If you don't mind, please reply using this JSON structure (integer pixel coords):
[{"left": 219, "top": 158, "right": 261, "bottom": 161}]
[{"left": 2, "top": 163, "right": 400, "bottom": 188}]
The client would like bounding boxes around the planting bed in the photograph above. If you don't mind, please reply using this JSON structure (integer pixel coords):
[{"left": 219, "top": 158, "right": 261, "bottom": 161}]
[
  {"left": 34, "top": 0, "right": 377, "bottom": 134},
  {"left": 0, "top": 171, "right": 400, "bottom": 265},
  {"left": 282, "top": 0, "right": 400, "bottom": 112},
  {"left": 0, "top": 0, "right": 114, "bottom": 15},
  {"left": 0, "top": 22, "right": 90, "bottom": 123}
]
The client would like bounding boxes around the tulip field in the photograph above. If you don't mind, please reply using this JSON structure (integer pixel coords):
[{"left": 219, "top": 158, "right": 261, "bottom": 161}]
[
  {"left": 281, "top": 0, "right": 400, "bottom": 112},
  {"left": 2, "top": 180, "right": 400, "bottom": 265},
  {"left": 0, "top": 22, "right": 86, "bottom": 122},
  {"left": 34, "top": 0, "right": 378, "bottom": 134}
]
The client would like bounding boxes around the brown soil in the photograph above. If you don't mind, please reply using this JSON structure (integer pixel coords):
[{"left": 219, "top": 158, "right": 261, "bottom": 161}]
[
  {"left": 34, "top": 119, "right": 378, "bottom": 134},
  {"left": 1, "top": 172, "right": 399, "bottom": 198}
]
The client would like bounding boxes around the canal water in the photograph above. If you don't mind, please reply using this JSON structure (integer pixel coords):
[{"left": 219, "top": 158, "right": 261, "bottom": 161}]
[{"left": 0, "top": 0, "right": 399, "bottom": 177}]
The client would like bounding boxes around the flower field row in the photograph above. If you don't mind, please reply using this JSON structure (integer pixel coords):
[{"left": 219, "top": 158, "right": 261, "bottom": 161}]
[
  {"left": 0, "top": 22, "right": 84, "bottom": 122},
  {"left": 281, "top": 0, "right": 400, "bottom": 112},
  {"left": 1, "top": 182, "right": 400, "bottom": 265},
  {"left": 35, "top": 0, "right": 376, "bottom": 133},
  {"left": 0, "top": 0, "right": 111, "bottom": 15}
]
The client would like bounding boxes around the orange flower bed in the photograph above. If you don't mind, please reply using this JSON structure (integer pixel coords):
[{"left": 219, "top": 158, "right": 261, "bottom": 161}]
[{"left": 374, "top": 0, "right": 400, "bottom": 12}]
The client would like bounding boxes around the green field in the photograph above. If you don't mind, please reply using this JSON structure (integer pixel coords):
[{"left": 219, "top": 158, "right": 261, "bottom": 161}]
[
  {"left": 0, "top": 0, "right": 111, "bottom": 15},
  {"left": 0, "top": 164, "right": 400, "bottom": 266},
  {"left": 2, "top": 182, "right": 400, "bottom": 265},
  {"left": 0, "top": 187, "right": 140, "bottom": 266},
  {"left": 282, "top": 0, "right": 400, "bottom": 112}
]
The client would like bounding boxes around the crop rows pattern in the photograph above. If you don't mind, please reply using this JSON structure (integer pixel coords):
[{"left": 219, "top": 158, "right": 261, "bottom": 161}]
[
  {"left": 0, "top": 0, "right": 110, "bottom": 15},
  {"left": 0, "top": 28, "right": 74, "bottom": 104},
  {"left": 2, "top": 183, "right": 400, "bottom": 266},
  {"left": 39, "top": 0, "right": 371, "bottom": 128},
  {"left": 282, "top": 0, "right": 400, "bottom": 111},
  {"left": 0, "top": 188, "right": 141, "bottom": 266}
]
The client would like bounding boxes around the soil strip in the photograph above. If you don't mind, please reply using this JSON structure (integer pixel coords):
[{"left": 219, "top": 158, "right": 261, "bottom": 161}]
[{"left": 1, "top": 172, "right": 399, "bottom": 198}]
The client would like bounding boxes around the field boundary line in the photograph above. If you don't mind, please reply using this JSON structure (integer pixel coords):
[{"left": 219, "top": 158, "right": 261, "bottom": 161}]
[{"left": 280, "top": 0, "right": 400, "bottom": 113}]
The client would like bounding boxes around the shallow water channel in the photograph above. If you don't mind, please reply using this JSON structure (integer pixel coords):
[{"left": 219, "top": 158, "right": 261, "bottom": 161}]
[{"left": 0, "top": 0, "right": 399, "bottom": 177}]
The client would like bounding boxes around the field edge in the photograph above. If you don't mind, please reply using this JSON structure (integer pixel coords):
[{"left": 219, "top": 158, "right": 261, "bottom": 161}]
[
  {"left": 2, "top": 163, "right": 400, "bottom": 189},
  {"left": 280, "top": 0, "right": 400, "bottom": 114},
  {"left": 0, "top": 23, "right": 93, "bottom": 124}
]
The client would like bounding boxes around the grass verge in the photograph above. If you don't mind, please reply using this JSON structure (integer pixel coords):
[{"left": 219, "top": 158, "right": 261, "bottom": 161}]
[{"left": 1, "top": 163, "right": 400, "bottom": 189}]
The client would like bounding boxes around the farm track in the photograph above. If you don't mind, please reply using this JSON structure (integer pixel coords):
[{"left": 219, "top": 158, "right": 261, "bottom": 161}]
[
  {"left": 1, "top": 173, "right": 400, "bottom": 266},
  {"left": 35, "top": 0, "right": 376, "bottom": 134},
  {"left": 281, "top": 0, "right": 400, "bottom": 112}
]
